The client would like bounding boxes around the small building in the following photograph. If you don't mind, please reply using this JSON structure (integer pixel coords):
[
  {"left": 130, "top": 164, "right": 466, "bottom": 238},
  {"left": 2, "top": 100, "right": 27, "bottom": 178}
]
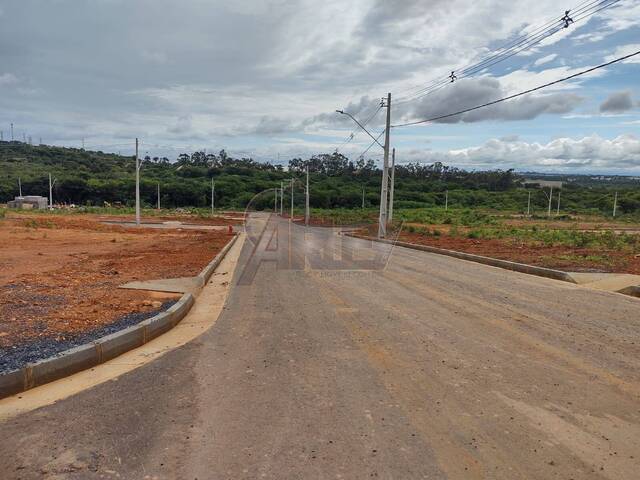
[{"left": 7, "top": 196, "right": 49, "bottom": 210}]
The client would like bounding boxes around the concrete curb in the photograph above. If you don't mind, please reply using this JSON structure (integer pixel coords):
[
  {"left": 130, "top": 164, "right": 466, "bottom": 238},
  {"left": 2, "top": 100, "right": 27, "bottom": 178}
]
[
  {"left": 0, "top": 234, "right": 238, "bottom": 400},
  {"left": 618, "top": 285, "right": 640, "bottom": 298},
  {"left": 198, "top": 233, "right": 239, "bottom": 285},
  {"left": 347, "top": 233, "right": 577, "bottom": 284}
]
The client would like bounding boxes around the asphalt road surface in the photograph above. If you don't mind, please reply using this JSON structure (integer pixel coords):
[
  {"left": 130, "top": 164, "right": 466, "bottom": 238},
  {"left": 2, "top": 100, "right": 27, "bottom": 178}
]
[{"left": 1, "top": 217, "right": 639, "bottom": 479}]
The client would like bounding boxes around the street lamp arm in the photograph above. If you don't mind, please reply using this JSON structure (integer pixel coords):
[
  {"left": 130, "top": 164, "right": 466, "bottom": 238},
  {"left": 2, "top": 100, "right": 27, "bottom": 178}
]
[{"left": 335, "top": 110, "right": 384, "bottom": 150}]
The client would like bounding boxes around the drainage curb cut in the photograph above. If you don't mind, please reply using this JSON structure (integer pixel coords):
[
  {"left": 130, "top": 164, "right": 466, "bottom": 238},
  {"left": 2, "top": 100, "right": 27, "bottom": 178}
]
[
  {"left": 347, "top": 233, "right": 577, "bottom": 284},
  {"left": 0, "top": 233, "right": 239, "bottom": 400}
]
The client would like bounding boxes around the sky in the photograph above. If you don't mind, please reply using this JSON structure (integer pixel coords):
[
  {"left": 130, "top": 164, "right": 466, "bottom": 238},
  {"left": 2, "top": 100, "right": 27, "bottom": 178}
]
[{"left": 0, "top": 0, "right": 639, "bottom": 173}]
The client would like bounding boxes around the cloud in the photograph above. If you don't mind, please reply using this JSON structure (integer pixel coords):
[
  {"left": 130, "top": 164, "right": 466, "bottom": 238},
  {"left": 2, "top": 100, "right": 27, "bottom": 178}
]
[
  {"left": 600, "top": 90, "right": 634, "bottom": 113},
  {"left": 167, "top": 115, "right": 193, "bottom": 135},
  {"left": 405, "top": 134, "right": 640, "bottom": 171},
  {"left": 395, "top": 76, "right": 584, "bottom": 124},
  {"left": 0, "top": 0, "right": 638, "bottom": 162},
  {"left": 533, "top": 53, "right": 557, "bottom": 67},
  {"left": 605, "top": 43, "right": 640, "bottom": 64},
  {"left": 0, "top": 73, "right": 18, "bottom": 87}
]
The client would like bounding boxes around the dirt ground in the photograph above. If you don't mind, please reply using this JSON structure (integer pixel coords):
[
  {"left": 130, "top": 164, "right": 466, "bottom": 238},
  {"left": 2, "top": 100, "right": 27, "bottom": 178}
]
[
  {"left": 0, "top": 214, "right": 232, "bottom": 348},
  {"left": 394, "top": 229, "right": 640, "bottom": 274}
]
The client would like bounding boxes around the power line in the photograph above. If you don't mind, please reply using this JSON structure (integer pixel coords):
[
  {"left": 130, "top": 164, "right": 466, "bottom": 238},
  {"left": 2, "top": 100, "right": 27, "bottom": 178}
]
[
  {"left": 355, "top": 129, "right": 386, "bottom": 159},
  {"left": 335, "top": 103, "right": 383, "bottom": 152},
  {"left": 392, "top": 48, "right": 640, "bottom": 128},
  {"left": 395, "top": 0, "right": 621, "bottom": 104},
  {"left": 396, "top": 0, "right": 612, "bottom": 102}
]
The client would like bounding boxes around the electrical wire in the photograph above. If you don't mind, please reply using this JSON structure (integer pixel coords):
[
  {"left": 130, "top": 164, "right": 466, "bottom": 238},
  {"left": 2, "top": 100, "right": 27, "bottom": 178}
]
[
  {"left": 391, "top": 49, "right": 640, "bottom": 128},
  {"left": 395, "top": 0, "right": 613, "bottom": 101},
  {"left": 356, "top": 129, "right": 386, "bottom": 159},
  {"left": 335, "top": 103, "right": 384, "bottom": 152},
  {"left": 395, "top": 0, "right": 621, "bottom": 104}
]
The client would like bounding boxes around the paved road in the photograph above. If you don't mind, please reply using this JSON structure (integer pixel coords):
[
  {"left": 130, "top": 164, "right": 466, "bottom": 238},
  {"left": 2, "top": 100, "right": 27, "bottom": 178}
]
[{"left": 1, "top": 217, "right": 639, "bottom": 479}]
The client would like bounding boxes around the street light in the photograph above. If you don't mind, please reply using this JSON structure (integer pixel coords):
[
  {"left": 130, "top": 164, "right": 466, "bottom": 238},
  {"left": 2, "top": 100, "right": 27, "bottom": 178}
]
[{"left": 335, "top": 110, "right": 384, "bottom": 149}]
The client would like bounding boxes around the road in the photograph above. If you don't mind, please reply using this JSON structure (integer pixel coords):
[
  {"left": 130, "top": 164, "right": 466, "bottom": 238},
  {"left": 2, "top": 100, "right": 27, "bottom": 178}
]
[{"left": 1, "top": 217, "right": 639, "bottom": 479}]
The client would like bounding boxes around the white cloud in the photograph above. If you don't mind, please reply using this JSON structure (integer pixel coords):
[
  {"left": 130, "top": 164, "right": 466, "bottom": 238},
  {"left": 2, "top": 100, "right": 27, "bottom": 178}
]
[
  {"left": 408, "top": 134, "right": 640, "bottom": 171},
  {"left": 533, "top": 53, "right": 557, "bottom": 67},
  {"left": 605, "top": 43, "right": 640, "bottom": 64}
]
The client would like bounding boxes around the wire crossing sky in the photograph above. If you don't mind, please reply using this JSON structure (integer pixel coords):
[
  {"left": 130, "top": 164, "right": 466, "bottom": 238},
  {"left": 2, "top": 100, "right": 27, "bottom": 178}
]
[{"left": 0, "top": 0, "right": 638, "bottom": 173}]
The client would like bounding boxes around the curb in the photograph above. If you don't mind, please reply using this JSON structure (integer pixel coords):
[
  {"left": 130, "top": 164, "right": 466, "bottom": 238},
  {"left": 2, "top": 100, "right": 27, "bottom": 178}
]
[
  {"left": 347, "top": 233, "right": 577, "bottom": 284},
  {"left": 0, "top": 234, "right": 238, "bottom": 400},
  {"left": 618, "top": 285, "right": 640, "bottom": 298},
  {"left": 198, "top": 233, "right": 239, "bottom": 285}
]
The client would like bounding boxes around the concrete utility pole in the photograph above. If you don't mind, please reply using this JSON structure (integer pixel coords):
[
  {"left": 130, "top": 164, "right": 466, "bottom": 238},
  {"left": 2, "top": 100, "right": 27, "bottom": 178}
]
[
  {"left": 556, "top": 190, "right": 561, "bottom": 216},
  {"left": 48, "top": 173, "right": 56, "bottom": 208},
  {"left": 290, "top": 178, "right": 294, "bottom": 221},
  {"left": 280, "top": 181, "right": 284, "bottom": 216},
  {"left": 388, "top": 148, "right": 396, "bottom": 224},
  {"left": 274, "top": 188, "right": 278, "bottom": 212},
  {"left": 378, "top": 92, "right": 391, "bottom": 238},
  {"left": 135, "top": 138, "right": 141, "bottom": 226},
  {"left": 157, "top": 183, "right": 161, "bottom": 210},
  {"left": 547, "top": 187, "right": 553, "bottom": 218},
  {"left": 527, "top": 191, "right": 531, "bottom": 216},
  {"left": 211, "top": 179, "right": 215, "bottom": 215},
  {"left": 305, "top": 165, "right": 310, "bottom": 226},
  {"left": 613, "top": 191, "right": 618, "bottom": 217},
  {"left": 18, "top": 177, "right": 22, "bottom": 197}
]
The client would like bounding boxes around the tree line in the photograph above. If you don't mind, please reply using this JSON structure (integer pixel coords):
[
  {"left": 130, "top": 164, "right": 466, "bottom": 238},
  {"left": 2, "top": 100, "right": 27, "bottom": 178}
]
[{"left": 0, "top": 141, "right": 637, "bottom": 215}]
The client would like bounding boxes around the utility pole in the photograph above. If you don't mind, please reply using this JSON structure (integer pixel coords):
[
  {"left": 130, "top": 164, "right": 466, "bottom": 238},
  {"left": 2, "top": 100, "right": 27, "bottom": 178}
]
[
  {"left": 388, "top": 148, "right": 396, "bottom": 224},
  {"left": 157, "top": 183, "right": 161, "bottom": 210},
  {"left": 290, "top": 178, "right": 294, "bottom": 221},
  {"left": 527, "top": 191, "right": 531, "bottom": 216},
  {"left": 18, "top": 177, "right": 22, "bottom": 197},
  {"left": 613, "top": 191, "right": 618, "bottom": 217},
  {"left": 48, "top": 173, "right": 55, "bottom": 208},
  {"left": 0, "top": 131, "right": 3, "bottom": 141},
  {"left": 445, "top": 190, "right": 449, "bottom": 211},
  {"left": 556, "top": 190, "right": 561, "bottom": 216},
  {"left": 547, "top": 187, "right": 553, "bottom": 218},
  {"left": 280, "top": 181, "right": 284, "bottom": 216},
  {"left": 135, "top": 138, "right": 141, "bottom": 226},
  {"left": 39, "top": 137, "right": 42, "bottom": 146},
  {"left": 305, "top": 165, "right": 310, "bottom": 226},
  {"left": 10, "top": 123, "right": 14, "bottom": 141},
  {"left": 378, "top": 92, "right": 391, "bottom": 238},
  {"left": 274, "top": 187, "right": 278, "bottom": 212},
  {"left": 211, "top": 179, "right": 215, "bottom": 215}
]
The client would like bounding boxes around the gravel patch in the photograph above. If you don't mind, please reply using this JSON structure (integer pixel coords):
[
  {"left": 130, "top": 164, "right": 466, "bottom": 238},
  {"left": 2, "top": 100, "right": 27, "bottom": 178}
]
[{"left": 0, "top": 300, "right": 177, "bottom": 374}]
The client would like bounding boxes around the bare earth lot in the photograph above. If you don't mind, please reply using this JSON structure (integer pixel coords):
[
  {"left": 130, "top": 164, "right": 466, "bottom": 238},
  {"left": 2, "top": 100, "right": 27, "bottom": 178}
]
[
  {"left": 397, "top": 229, "right": 640, "bottom": 274},
  {"left": 0, "top": 214, "right": 231, "bottom": 348}
]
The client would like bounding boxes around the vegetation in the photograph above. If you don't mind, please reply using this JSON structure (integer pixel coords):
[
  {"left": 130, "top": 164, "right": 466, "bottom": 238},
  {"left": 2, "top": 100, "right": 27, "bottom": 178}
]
[{"left": 1, "top": 141, "right": 639, "bottom": 220}]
